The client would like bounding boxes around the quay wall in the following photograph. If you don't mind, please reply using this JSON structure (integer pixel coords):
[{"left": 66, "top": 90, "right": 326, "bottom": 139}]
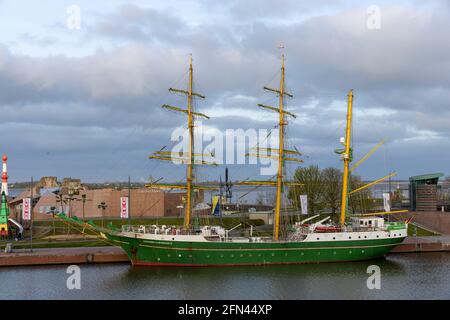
[{"left": 395, "top": 211, "right": 450, "bottom": 235}]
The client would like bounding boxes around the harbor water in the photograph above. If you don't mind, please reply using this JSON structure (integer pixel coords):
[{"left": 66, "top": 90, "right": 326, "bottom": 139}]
[{"left": 1, "top": 252, "right": 449, "bottom": 299}]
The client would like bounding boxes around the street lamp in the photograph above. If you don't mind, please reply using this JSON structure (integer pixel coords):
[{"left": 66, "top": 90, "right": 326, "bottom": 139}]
[
  {"left": 97, "top": 202, "right": 108, "bottom": 228},
  {"left": 176, "top": 205, "right": 184, "bottom": 218},
  {"left": 82, "top": 194, "right": 87, "bottom": 221},
  {"left": 47, "top": 206, "right": 57, "bottom": 236},
  {"left": 74, "top": 194, "right": 91, "bottom": 221}
]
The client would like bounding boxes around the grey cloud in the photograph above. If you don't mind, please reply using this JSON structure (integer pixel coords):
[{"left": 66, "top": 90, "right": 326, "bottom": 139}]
[
  {"left": 94, "top": 4, "right": 186, "bottom": 42},
  {"left": 1, "top": 1, "right": 450, "bottom": 181}
]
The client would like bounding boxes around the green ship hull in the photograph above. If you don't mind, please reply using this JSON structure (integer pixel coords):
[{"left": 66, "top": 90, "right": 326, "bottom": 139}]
[{"left": 103, "top": 232, "right": 405, "bottom": 266}]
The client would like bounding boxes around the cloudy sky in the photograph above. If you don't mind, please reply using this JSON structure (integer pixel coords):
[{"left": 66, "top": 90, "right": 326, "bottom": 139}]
[{"left": 0, "top": 0, "right": 449, "bottom": 183}]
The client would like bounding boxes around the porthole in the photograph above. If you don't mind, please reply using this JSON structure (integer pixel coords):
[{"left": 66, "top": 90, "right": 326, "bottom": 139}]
[
  {"left": 333, "top": 251, "right": 336, "bottom": 255},
  {"left": 249, "top": 254, "right": 252, "bottom": 257},
  {"left": 167, "top": 254, "right": 171, "bottom": 257},
  {"left": 271, "top": 253, "right": 275, "bottom": 257},
  {"left": 394, "top": 234, "right": 397, "bottom": 236},
  {"left": 349, "top": 250, "right": 352, "bottom": 254},
  {"left": 364, "top": 236, "right": 367, "bottom": 239},
  {"left": 231, "top": 254, "right": 234, "bottom": 257},
  {"left": 157, "top": 258, "right": 160, "bottom": 261},
  {"left": 358, "top": 236, "right": 361, "bottom": 239},
  {"left": 333, "top": 237, "right": 336, "bottom": 240},
  {"left": 178, "top": 254, "right": 182, "bottom": 257},
  {"left": 207, "top": 255, "right": 210, "bottom": 258},
  {"left": 301, "top": 252, "right": 304, "bottom": 255},
  {"left": 317, "top": 238, "right": 320, "bottom": 240},
  {"left": 376, "top": 235, "right": 379, "bottom": 238},
  {"left": 361, "top": 250, "right": 365, "bottom": 253},
  {"left": 349, "top": 237, "right": 352, "bottom": 239}
]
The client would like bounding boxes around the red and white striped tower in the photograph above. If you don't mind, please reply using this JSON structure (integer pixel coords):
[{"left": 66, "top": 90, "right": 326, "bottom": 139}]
[{"left": 1, "top": 154, "right": 8, "bottom": 196}]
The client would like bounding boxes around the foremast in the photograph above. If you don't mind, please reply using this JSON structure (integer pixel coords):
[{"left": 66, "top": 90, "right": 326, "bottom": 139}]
[{"left": 147, "top": 56, "right": 215, "bottom": 229}]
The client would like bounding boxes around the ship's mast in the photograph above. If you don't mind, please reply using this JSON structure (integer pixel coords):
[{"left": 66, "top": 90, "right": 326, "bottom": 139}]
[
  {"left": 186, "top": 56, "right": 194, "bottom": 228},
  {"left": 147, "top": 56, "right": 215, "bottom": 230},
  {"left": 274, "top": 55, "right": 286, "bottom": 241},
  {"left": 339, "top": 90, "right": 353, "bottom": 226},
  {"left": 337, "top": 90, "right": 409, "bottom": 222},
  {"left": 239, "top": 52, "right": 302, "bottom": 241}
]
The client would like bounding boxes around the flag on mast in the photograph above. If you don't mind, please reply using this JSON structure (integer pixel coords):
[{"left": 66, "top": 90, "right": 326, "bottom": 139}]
[
  {"left": 383, "top": 193, "right": 391, "bottom": 212},
  {"left": 211, "top": 196, "right": 220, "bottom": 216},
  {"left": 300, "top": 195, "right": 308, "bottom": 215},
  {"left": 22, "top": 198, "right": 31, "bottom": 220},
  {"left": 120, "top": 197, "right": 129, "bottom": 219}
]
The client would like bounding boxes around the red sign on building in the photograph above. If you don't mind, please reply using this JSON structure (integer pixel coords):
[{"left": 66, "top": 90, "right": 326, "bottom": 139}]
[
  {"left": 120, "top": 197, "right": 128, "bottom": 219},
  {"left": 22, "top": 198, "right": 31, "bottom": 221}
]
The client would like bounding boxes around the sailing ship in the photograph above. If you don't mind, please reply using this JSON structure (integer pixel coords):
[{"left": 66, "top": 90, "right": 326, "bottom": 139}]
[{"left": 58, "top": 53, "right": 409, "bottom": 266}]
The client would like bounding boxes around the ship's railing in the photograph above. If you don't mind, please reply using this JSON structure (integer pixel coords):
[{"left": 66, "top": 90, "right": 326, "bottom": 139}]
[
  {"left": 121, "top": 224, "right": 189, "bottom": 235},
  {"left": 345, "top": 226, "right": 386, "bottom": 232}
]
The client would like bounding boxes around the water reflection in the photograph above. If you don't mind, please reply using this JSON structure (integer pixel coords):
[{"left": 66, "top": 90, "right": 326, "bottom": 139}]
[{"left": 0, "top": 253, "right": 449, "bottom": 300}]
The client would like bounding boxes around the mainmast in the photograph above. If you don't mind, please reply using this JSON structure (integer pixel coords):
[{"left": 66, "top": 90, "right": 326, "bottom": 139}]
[
  {"left": 239, "top": 52, "right": 302, "bottom": 241},
  {"left": 339, "top": 90, "right": 354, "bottom": 226},
  {"left": 186, "top": 56, "right": 195, "bottom": 228},
  {"left": 147, "top": 56, "right": 215, "bottom": 229},
  {"left": 274, "top": 54, "right": 286, "bottom": 241}
]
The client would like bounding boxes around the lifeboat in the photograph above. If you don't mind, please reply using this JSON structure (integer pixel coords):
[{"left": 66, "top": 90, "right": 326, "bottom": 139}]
[{"left": 314, "top": 225, "right": 342, "bottom": 233}]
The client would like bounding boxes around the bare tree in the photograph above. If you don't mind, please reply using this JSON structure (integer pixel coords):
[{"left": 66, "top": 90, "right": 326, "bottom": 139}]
[
  {"left": 288, "top": 165, "right": 325, "bottom": 214},
  {"left": 322, "top": 167, "right": 342, "bottom": 217},
  {"left": 348, "top": 175, "right": 376, "bottom": 214}
]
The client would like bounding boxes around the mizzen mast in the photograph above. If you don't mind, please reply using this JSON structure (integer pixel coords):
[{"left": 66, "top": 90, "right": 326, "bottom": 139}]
[
  {"left": 337, "top": 90, "right": 408, "bottom": 223},
  {"left": 339, "top": 90, "right": 353, "bottom": 226}
]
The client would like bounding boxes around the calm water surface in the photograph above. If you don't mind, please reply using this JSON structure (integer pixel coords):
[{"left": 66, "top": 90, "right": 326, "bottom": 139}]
[{"left": 1, "top": 253, "right": 449, "bottom": 299}]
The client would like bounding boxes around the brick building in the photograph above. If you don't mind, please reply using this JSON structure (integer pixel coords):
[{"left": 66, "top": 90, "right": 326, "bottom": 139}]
[{"left": 9, "top": 188, "right": 187, "bottom": 221}]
